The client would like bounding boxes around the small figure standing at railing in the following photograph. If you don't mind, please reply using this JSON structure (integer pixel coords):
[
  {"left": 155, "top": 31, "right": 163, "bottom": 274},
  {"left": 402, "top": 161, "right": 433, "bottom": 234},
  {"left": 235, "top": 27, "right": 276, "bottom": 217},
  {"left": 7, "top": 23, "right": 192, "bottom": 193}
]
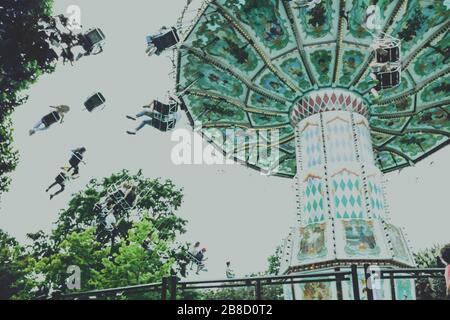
[
  {"left": 441, "top": 244, "right": 450, "bottom": 299},
  {"left": 226, "top": 261, "right": 235, "bottom": 279}
]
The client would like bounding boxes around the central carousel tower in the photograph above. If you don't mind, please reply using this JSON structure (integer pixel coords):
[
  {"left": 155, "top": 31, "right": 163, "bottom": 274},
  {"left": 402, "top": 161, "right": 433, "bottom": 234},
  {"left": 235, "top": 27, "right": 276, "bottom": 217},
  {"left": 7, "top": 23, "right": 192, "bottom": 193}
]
[
  {"left": 155, "top": 0, "right": 450, "bottom": 300},
  {"left": 282, "top": 88, "right": 417, "bottom": 300}
]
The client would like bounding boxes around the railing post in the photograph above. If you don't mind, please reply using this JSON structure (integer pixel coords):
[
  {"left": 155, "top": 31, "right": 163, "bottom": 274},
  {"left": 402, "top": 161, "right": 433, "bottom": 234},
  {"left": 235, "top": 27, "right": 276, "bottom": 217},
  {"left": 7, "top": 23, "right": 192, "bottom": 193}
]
[
  {"left": 335, "top": 268, "right": 344, "bottom": 300},
  {"left": 170, "top": 276, "right": 178, "bottom": 300},
  {"left": 255, "top": 280, "right": 262, "bottom": 300},
  {"left": 351, "top": 264, "right": 360, "bottom": 300},
  {"left": 161, "top": 277, "right": 168, "bottom": 300},
  {"left": 364, "top": 264, "right": 374, "bottom": 301},
  {"left": 389, "top": 272, "right": 396, "bottom": 301},
  {"left": 290, "top": 278, "right": 296, "bottom": 300}
]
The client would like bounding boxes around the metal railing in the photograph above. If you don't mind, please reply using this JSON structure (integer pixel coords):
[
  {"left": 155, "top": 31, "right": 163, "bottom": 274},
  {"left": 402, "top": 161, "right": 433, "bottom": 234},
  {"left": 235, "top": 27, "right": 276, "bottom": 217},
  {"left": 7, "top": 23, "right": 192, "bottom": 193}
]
[{"left": 54, "top": 265, "right": 445, "bottom": 300}]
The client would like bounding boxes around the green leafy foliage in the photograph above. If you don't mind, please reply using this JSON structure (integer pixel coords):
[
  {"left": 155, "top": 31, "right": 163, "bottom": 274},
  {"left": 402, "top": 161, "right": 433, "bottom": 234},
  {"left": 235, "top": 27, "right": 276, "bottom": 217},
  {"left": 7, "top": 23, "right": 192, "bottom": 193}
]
[
  {"left": 2, "top": 171, "right": 191, "bottom": 299},
  {"left": 414, "top": 244, "right": 447, "bottom": 300},
  {"left": 0, "top": 230, "right": 32, "bottom": 299},
  {"left": 28, "top": 221, "right": 175, "bottom": 299},
  {"left": 0, "top": 0, "right": 58, "bottom": 195},
  {"left": 35, "top": 170, "right": 185, "bottom": 248},
  {"left": 186, "top": 246, "right": 284, "bottom": 300}
]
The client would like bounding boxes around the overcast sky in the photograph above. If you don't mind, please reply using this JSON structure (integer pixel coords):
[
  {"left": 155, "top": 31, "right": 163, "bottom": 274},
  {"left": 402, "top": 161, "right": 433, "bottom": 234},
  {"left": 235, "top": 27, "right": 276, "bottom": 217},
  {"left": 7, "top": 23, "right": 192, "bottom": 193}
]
[{"left": 0, "top": 0, "right": 449, "bottom": 281}]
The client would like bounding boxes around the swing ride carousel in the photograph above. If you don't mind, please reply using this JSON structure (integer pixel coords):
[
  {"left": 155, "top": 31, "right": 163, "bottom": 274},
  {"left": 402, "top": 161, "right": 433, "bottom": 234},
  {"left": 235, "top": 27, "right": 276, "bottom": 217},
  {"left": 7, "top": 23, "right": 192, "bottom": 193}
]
[{"left": 148, "top": 0, "right": 450, "bottom": 299}]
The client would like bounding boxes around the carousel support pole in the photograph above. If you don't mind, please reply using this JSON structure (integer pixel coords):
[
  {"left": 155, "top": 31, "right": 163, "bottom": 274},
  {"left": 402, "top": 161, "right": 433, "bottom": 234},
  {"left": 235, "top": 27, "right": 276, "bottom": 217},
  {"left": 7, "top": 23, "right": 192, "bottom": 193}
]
[
  {"left": 351, "top": 265, "right": 361, "bottom": 300},
  {"left": 364, "top": 264, "right": 374, "bottom": 300},
  {"left": 290, "top": 277, "right": 296, "bottom": 300},
  {"left": 335, "top": 267, "right": 344, "bottom": 300},
  {"left": 389, "top": 272, "right": 397, "bottom": 300},
  {"left": 255, "top": 280, "right": 262, "bottom": 300}
]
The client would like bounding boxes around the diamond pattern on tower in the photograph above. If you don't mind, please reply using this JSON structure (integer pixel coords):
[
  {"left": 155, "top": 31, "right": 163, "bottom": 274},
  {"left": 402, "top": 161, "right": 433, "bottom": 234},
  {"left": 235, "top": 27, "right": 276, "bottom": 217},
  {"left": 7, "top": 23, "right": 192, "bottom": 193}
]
[
  {"left": 299, "top": 122, "right": 323, "bottom": 169},
  {"left": 356, "top": 121, "right": 375, "bottom": 164},
  {"left": 291, "top": 90, "right": 368, "bottom": 124},
  {"left": 330, "top": 169, "right": 365, "bottom": 220},
  {"left": 303, "top": 175, "right": 326, "bottom": 225},
  {"left": 325, "top": 117, "right": 356, "bottom": 164},
  {"left": 367, "top": 174, "right": 385, "bottom": 219}
]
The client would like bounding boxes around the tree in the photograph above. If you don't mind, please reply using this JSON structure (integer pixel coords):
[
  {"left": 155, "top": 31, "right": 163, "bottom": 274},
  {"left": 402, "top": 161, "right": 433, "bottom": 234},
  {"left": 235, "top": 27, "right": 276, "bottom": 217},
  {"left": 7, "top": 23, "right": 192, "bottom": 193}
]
[
  {"left": 19, "top": 171, "right": 191, "bottom": 298},
  {"left": 0, "top": 0, "right": 92, "bottom": 197},
  {"left": 267, "top": 246, "right": 282, "bottom": 276},
  {"left": 26, "top": 219, "right": 176, "bottom": 299},
  {"left": 414, "top": 245, "right": 447, "bottom": 300},
  {"left": 192, "top": 282, "right": 284, "bottom": 300},
  {"left": 0, "top": 229, "right": 31, "bottom": 300},
  {"left": 32, "top": 170, "right": 185, "bottom": 248},
  {"left": 0, "top": 114, "right": 18, "bottom": 195},
  {"left": 195, "top": 246, "right": 284, "bottom": 300},
  {"left": 0, "top": 0, "right": 56, "bottom": 195}
]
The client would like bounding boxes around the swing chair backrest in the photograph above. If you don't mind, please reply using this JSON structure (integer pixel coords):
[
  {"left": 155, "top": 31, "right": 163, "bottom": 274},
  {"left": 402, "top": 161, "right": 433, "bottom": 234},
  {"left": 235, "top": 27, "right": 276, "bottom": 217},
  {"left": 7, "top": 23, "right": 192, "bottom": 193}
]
[
  {"left": 375, "top": 67, "right": 401, "bottom": 90},
  {"left": 187, "top": 252, "right": 202, "bottom": 265},
  {"left": 110, "top": 192, "right": 134, "bottom": 213},
  {"left": 84, "top": 92, "right": 106, "bottom": 112},
  {"left": 100, "top": 181, "right": 154, "bottom": 219},
  {"left": 57, "top": 172, "right": 69, "bottom": 183},
  {"left": 111, "top": 181, "right": 149, "bottom": 214},
  {"left": 84, "top": 28, "right": 106, "bottom": 48},
  {"left": 151, "top": 117, "right": 177, "bottom": 132},
  {"left": 153, "top": 101, "right": 169, "bottom": 115},
  {"left": 127, "top": 183, "right": 155, "bottom": 211},
  {"left": 373, "top": 35, "right": 401, "bottom": 64},
  {"left": 376, "top": 46, "right": 400, "bottom": 63},
  {"left": 106, "top": 177, "right": 130, "bottom": 194},
  {"left": 101, "top": 178, "right": 130, "bottom": 211},
  {"left": 151, "top": 27, "right": 180, "bottom": 54},
  {"left": 71, "top": 150, "right": 85, "bottom": 163}
]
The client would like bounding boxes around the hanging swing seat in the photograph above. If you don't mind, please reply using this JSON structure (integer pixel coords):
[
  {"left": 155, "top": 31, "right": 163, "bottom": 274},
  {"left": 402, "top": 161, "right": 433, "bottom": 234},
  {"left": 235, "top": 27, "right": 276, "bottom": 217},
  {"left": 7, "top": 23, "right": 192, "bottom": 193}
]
[
  {"left": 146, "top": 27, "right": 180, "bottom": 56},
  {"left": 84, "top": 92, "right": 106, "bottom": 112}
]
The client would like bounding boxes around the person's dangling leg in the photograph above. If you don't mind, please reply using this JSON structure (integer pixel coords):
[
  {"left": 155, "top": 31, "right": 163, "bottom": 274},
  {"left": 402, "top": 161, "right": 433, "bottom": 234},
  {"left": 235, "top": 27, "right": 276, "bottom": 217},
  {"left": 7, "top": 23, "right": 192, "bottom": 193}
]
[
  {"left": 127, "top": 119, "right": 152, "bottom": 135},
  {"left": 50, "top": 183, "right": 65, "bottom": 200},
  {"left": 33, "top": 121, "right": 47, "bottom": 131},
  {"left": 126, "top": 110, "right": 147, "bottom": 121},
  {"left": 136, "top": 111, "right": 148, "bottom": 118},
  {"left": 135, "top": 119, "right": 151, "bottom": 132},
  {"left": 196, "top": 260, "right": 206, "bottom": 275},
  {"left": 29, "top": 121, "right": 47, "bottom": 136},
  {"left": 46, "top": 181, "right": 58, "bottom": 193}
]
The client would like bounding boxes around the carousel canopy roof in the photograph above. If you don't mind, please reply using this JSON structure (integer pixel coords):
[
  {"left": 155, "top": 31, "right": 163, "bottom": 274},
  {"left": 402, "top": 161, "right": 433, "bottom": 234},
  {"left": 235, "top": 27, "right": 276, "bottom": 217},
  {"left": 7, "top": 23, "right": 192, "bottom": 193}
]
[{"left": 177, "top": 0, "right": 450, "bottom": 177}]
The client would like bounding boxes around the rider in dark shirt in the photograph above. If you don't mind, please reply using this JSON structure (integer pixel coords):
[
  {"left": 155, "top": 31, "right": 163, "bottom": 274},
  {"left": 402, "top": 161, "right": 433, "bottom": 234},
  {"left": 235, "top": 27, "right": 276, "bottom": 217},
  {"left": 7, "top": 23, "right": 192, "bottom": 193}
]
[
  {"left": 68, "top": 147, "right": 87, "bottom": 176},
  {"left": 29, "top": 105, "right": 70, "bottom": 136},
  {"left": 195, "top": 248, "right": 208, "bottom": 274}
]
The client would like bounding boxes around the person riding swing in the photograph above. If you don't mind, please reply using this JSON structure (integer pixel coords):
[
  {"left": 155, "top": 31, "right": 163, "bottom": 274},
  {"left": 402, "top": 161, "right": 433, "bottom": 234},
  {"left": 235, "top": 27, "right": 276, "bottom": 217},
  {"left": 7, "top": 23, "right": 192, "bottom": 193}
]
[
  {"left": 45, "top": 167, "right": 75, "bottom": 200},
  {"left": 29, "top": 105, "right": 70, "bottom": 136},
  {"left": 62, "top": 147, "right": 87, "bottom": 177}
]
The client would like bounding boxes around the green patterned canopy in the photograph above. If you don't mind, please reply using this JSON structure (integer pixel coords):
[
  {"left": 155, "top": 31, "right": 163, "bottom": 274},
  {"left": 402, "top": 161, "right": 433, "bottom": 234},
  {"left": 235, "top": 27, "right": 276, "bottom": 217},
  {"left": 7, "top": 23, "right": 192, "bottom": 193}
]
[{"left": 177, "top": 0, "right": 450, "bottom": 177}]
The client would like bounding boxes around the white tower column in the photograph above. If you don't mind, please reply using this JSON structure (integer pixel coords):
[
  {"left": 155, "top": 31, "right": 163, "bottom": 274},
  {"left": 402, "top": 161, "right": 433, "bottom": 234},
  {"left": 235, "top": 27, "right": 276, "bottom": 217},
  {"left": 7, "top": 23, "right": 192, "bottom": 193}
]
[{"left": 284, "top": 89, "right": 415, "bottom": 300}]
